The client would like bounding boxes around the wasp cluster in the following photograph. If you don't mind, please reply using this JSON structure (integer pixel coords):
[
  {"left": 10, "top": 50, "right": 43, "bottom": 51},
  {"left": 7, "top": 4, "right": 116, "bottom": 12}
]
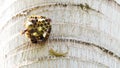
[{"left": 22, "top": 15, "right": 51, "bottom": 43}]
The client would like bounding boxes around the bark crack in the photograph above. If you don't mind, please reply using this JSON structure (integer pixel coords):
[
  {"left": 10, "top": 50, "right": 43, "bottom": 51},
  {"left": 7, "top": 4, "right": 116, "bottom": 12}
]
[
  {"left": 5, "top": 37, "right": 120, "bottom": 61},
  {"left": 17, "top": 56, "right": 109, "bottom": 68}
]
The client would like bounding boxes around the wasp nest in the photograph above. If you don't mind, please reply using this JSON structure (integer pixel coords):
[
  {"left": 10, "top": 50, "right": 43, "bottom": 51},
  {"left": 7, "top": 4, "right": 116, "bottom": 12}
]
[{"left": 22, "top": 15, "right": 51, "bottom": 43}]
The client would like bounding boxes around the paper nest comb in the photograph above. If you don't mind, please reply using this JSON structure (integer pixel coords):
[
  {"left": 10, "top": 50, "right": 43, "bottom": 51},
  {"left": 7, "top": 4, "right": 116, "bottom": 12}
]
[{"left": 22, "top": 15, "right": 51, "bottom": 43}]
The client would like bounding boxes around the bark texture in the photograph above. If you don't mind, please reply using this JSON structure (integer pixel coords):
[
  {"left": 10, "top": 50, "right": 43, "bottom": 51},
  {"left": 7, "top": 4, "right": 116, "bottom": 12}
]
[{"left": 0, "top": 0, "right": 120, "bottom": 68}]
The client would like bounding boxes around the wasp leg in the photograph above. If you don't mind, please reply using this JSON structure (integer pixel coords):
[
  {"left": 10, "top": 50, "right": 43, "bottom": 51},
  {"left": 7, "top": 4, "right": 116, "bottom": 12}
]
[{"left": 21, "top": 29, "right": 28, "bottom": 34}]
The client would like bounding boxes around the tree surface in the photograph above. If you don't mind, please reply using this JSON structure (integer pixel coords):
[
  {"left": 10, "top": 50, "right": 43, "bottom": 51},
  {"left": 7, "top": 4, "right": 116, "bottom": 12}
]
[{"left": 0, "top": 0, "right": 120, "bottom": 68}]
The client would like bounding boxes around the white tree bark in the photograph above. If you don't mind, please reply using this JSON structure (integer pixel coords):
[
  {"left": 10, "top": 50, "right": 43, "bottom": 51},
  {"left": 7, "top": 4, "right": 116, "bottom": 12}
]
[{"left": 0, "top": 0, "right": 120, "bottom": 68}]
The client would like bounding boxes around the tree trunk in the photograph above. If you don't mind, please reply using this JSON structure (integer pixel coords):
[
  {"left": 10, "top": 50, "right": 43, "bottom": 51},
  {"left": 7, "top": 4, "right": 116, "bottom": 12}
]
[{"left": 0, "top": 0, "right": 120, "bottom": 68}]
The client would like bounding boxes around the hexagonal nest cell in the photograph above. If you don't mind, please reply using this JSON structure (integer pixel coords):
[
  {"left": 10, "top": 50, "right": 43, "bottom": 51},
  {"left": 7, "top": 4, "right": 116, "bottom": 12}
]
[{"left": 22, "top": 15, "right": 51, "bottom": 43}]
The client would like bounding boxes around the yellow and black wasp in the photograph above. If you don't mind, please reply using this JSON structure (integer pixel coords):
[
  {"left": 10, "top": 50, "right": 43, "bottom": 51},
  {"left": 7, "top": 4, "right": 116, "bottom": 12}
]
[{"left": 21, "top": 15, "right": 51, "bottom": 43}]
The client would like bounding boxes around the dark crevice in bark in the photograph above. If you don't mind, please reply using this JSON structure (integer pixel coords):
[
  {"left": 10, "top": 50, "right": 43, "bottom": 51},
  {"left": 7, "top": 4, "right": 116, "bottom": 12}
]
[
  {"left": 18, "top": 56, "right": 108, "bottom": 68},
  {"left": 0, "top": 3, "right": 103, "bottom": 32},
  {"left": 51, "top": 37, "right": 120, "bottom": 60},
  {"left": 12, "top": 3, "right": 102, "bottom": 19},
  {"left": 108, "top": 0, "right": 120, "bottom": 11},
  {"left": 1, "top": 0, "right": 120, "bottom": 32},
  {"left": 5, "top": 37, "right": 120, "bottom": 61}
]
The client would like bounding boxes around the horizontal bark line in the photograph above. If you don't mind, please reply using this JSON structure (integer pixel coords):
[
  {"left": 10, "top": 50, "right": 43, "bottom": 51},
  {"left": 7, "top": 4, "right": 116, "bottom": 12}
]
[
  {"left": 11, "top": 3, "right": 103, "bottom": 19},
  {"left": 1, "top": 0, "right": 120, "bottom": 32},
  {"left": 106, "top": 0, "right": 120, "bottom": 11},
  {"left": 1, "top": 0, "right": 120, "bottom": 17},
  {"left": 3, "top": 21, "right": 120, "bottom": 57},
  {"left": 15, "top": 56, "right": 109, "bottom": 68},
  {"left": 2, "top": 22, "right": 116, "bottom": 43},
  {"left": 51, "top": 37, "right": 120, "bottom": 60},
  {"left": 5, "top": 37, "right": 120, "bottom": 62},
  {"left": 3, "top": 20, "right": 120, "bottom": 61},
  {"left": 0, "top": 3, "right": 103, "bottom": 32}
]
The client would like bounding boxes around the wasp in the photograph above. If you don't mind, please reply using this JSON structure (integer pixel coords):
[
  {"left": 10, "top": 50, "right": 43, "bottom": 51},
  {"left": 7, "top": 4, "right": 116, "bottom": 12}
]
[{"left": 21, "top": 15, "right": 51, "bottom": 43}]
